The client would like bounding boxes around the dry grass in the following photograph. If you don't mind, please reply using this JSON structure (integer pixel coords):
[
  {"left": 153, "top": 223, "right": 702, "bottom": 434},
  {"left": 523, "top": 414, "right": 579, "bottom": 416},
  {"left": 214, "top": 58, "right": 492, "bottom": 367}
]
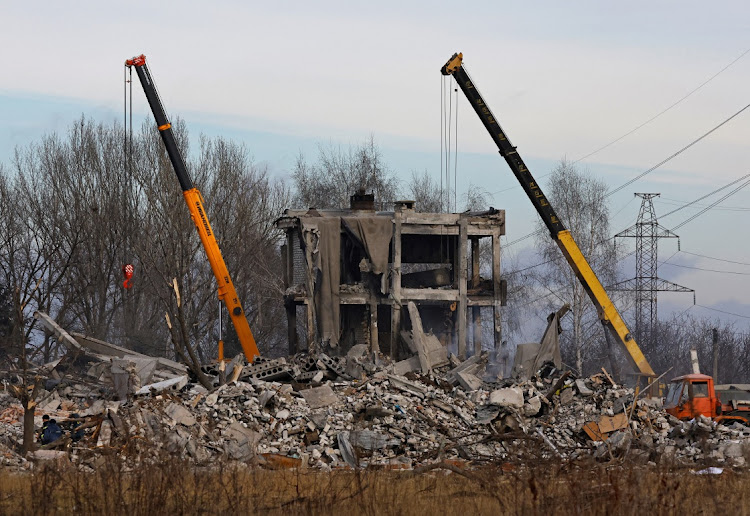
[{"left": 1, "top": 457, "right": 748, "bottom": 515}]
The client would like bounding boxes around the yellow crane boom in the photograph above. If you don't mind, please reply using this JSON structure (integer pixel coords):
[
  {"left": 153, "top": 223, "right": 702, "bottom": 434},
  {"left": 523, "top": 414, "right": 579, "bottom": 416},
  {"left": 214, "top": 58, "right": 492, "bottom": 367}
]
[{"left": 441, "top": 52, "right": 654, "bottom": 377}]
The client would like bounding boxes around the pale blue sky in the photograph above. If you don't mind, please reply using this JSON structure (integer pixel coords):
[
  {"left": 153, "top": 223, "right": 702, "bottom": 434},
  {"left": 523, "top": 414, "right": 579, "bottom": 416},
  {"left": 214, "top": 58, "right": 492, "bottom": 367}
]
[{"left": 2, "top": 1, "right": 750, "bottom": 330}]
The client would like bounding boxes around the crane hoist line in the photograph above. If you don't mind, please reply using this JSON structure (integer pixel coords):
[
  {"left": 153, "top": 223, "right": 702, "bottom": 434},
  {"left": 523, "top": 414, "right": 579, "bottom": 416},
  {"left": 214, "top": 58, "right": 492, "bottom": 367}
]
[
  {"left": 441, "top": 52, "right": 655, "bottom": 378},
  {"left": 124, "top": 54, "right": 261, "bottom": 362}
]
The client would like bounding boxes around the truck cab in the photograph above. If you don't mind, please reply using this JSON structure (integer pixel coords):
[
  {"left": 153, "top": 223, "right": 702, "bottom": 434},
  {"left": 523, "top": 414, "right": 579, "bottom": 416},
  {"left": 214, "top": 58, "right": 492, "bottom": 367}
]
[
  {"left": 664, "top": 374, "right": 721, "bottom": 420},
  {"left": 664, "top": 373, "right": 750, "bottom": 424}
]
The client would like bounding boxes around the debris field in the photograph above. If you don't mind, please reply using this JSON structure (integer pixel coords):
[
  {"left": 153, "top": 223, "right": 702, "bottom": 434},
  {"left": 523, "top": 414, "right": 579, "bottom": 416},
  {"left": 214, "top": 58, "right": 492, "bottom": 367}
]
[{"left": 2, "top": 329, "right": 750, "bottom": 472}]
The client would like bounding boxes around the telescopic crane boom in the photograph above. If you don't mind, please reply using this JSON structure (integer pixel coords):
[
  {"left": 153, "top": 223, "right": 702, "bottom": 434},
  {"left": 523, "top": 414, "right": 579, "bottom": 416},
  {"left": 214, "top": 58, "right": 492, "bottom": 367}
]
[
  {"left": 125, "top": 54, "right": 260, "bottom": 362},
  {"left": 441, "top": 52, "right": 654, "bottom": 377}
]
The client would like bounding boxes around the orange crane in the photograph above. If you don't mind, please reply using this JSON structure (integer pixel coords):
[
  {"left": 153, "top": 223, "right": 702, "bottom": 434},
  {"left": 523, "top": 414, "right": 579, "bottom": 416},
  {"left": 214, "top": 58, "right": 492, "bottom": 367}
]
[{"left": 125, "top": 54, "right": 260, "bottom": 362}]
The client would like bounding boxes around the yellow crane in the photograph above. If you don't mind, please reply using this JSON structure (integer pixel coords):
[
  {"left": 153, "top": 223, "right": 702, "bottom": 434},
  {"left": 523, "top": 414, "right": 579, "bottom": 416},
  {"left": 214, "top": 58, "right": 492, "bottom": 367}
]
[{"left": 441, "top": 52, "right": 654, "bottom": 377}]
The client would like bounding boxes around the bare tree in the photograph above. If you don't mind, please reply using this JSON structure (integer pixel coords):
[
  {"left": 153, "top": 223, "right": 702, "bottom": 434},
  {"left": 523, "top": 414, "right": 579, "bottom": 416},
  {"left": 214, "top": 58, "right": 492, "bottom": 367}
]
[
  {"left": 292, "top": 136, "right": 399, "bottom": 210},
  {"left": 649, "top": 313, "right": 750, "bottom": 383},
  {"left": 192, "top": 135, "right": 290, "bottom": 357},
  {"left": 406, "top": 170, "right": 447, "bottom": 212},
  {"left": 0, "top": 113, "right": 292, "bottom": 371},
  {"left": 532, "top": 161, "right": 620, "bottom": 375},
  {"left": 0, "top": 283, "right": 11, "bottom": 350},
  {"left": 3, "top": 138, "right": 83, "bottom": 361},
  {"left": 462, "top": 184, "right": 492, "bottom": 212}
]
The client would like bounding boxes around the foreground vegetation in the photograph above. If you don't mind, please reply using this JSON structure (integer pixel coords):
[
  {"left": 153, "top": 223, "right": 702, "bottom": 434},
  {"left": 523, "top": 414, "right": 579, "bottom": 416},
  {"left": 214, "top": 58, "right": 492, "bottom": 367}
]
[{"left": 0, "top": 457, "right": 747, "bottom": 515}]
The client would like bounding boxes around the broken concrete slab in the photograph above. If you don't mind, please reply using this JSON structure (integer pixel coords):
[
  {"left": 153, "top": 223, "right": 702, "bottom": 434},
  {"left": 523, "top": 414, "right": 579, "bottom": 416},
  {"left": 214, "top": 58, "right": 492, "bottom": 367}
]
[
  {"left": 34, "top": 311, "right": 83, "bottom": 352},
  {"left": 489, "top": 387, "right": 524, "bottom": 409},
  {"left": 135, "top": 375, "right": 188, "bottom": 396},
  {"left": 445, "top": 353, "right": 485, "bottom": 384},
  {"left": 31, "top": 450, "right": 68, "bottom": 461},
  {"left": 523, "top": 396, "right": 542, "bottom": 417},
  {"left": 299, "top": 385, "right": 339, "bottom": 409},
  {"left": 337, "top": 431, "right": 358, "bottom": 468},
  {"left": 392, "top": 356, "right": 421, "bottom": 376},
  {"left": 122, "top": 356, "right": 159, "bottom": 385},
  {"left": 575, "top": 379, "right": 594, "bottom": 396},
  {"left": 223, "top": 422, "right": 261, "bottom": 461},
  {"left": 165, "top": 403, "right": 196, "bottom": 427},
  {"left": 406, "top": 302, "right": 449, "bottom": 373},
  {"left": 71, "top": 333, "right": 188, "bottom": 375},
  {"left": 387, "top": 374, "right": 427, "bottom": 399},
  {"left": 476, "top": 405, "right": 502, "bottom": 424},
  {"left": 456, "top": 371, "right": 483, "bottom": 392},
  {"left": 721, "top": 442, "right": 744, "bottom": 458},
  {"left": 349, "top": 430, "right": 401, "bottom": 450},
  {"left": 346, "top": 344, "right": 369, "bottom": 360},
  {"left": 559, "top": 388, "right": 574, "bottom": 405}
]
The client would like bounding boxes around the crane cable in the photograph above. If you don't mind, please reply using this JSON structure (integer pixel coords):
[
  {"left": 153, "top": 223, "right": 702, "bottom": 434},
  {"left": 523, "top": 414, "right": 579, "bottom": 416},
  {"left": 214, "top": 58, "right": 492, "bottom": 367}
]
[
  {"left": 122, "top": 65, "right": 135, "bottom": 290},
  {"left": 441, "top": 76, "right": 461, "bottom": 212}
]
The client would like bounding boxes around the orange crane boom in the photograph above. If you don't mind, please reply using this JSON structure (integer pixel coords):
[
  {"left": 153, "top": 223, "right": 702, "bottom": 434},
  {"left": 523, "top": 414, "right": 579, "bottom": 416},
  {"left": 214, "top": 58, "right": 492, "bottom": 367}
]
[{"left": 125, "top": 54, "right": 260, "bottom": 362}]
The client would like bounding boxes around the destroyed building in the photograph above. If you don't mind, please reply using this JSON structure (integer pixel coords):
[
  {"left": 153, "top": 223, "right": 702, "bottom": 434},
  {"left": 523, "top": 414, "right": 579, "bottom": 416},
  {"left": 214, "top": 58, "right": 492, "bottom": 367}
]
[{"left": 275, "top": 191, "right": 507, "bottom": 366}]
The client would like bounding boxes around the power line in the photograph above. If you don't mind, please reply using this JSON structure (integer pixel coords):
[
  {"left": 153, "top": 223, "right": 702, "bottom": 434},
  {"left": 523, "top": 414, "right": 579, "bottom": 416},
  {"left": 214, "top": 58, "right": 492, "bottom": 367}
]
[
  {"left": 574, "top": 46, "right": 750, "bottom": 163},
  {"left": 505, "top": 173, "right": 750, "bottom": 279},
  {"left": 660, "top": 262, "right": 750, "bottom": 276},
  {"left": 607, "top": 103, "right": 750, "bottom": 197},
  {"left": 695, "top": 304, "right": 750, "bottom": 320},
  {"left": 500, "top": 107, "right": 750, "bottom": 250},
  {"left": 489, "top": 47, "right": 750, "bottom": 197},
  {"left": 657, "top": 198, "right": 750, "bottom": 212},
  {"left": 659, "top": 173, "right": 750, "bottom": 219},
  {"left": 680, "top": 250, "right": 750, "bottom": 267},
  {"left": 671, "top": 177, "right": 750, "bottom": 231}
]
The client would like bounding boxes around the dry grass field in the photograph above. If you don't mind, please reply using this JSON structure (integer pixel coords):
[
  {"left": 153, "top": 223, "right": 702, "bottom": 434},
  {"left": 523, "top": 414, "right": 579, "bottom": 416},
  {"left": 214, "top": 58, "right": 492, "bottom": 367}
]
[{"left": 1, "top": 457, "right": 748, "bottom": 515}]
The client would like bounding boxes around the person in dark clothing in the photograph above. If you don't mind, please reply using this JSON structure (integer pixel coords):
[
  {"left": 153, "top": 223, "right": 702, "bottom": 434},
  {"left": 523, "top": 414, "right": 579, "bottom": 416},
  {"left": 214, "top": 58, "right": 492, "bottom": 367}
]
[
  {"left": 70, "top": 413, "right": 84, "bottom": 442},
  {"left": 38, "top": 414, "right": 50, "bottom": 443},
  {"left": 41, "top": 418, "right": 63, "bottom": 445}
]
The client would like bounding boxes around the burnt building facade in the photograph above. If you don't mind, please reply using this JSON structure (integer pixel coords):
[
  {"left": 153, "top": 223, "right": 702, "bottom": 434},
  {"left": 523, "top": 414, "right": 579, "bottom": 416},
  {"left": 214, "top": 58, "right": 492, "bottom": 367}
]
[{"left": 275, "top": 193, "right": 506, "bottom": 366}]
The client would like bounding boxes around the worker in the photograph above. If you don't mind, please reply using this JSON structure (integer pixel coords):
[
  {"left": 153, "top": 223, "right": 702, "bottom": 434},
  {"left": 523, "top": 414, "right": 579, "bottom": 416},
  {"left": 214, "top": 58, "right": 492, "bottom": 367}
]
[
  {"left": 40, "top": 418, "right": 63, "bottom": 445},
  {"left": 69, "top": 413, "right": 84, "bottom": 442},
  {"left": 37, "top": 414, "right": 50, "bottom": 442}
]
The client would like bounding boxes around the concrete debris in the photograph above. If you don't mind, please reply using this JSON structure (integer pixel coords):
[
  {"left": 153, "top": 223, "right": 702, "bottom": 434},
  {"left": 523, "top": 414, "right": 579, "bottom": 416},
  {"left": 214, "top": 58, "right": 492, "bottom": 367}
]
[
  {"left": 406, "top": 302, "right": 449, "bottom": 373},
  {"left": 32, "top": 450, "right": 69, "bottom": 461},
  {"left": 445, "top": 352, "right": 488, "bottom": 385},
  {"left": 135, "top": 376, "right": 188, "bottom": 396},
  {"left": 165, "top": 402, "right": 196, "bottom": 427},
  {"left": 575, "top": 379, "right": 594, "bottom": 396},
  {"left": 456, "top": 371, "right": 483, "bottom": 392},
  {"left": 299, "top": 385, "right": 338, "bottom": 409},
  {"left": 489, "top": 387, "right": 524, "bottom": 409},
  {"left": 392, "top": 356, "right": 421, "bottom": 376},
  {"left": 5, "top": 319, "right": 750, "bottom": 473}
]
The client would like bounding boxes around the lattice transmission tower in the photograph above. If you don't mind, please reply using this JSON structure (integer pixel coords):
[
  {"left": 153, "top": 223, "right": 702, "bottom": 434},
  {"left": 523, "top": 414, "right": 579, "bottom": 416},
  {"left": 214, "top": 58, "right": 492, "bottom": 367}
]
[{"left": 614, "top": 193, "right": 694, "bottom": 350}]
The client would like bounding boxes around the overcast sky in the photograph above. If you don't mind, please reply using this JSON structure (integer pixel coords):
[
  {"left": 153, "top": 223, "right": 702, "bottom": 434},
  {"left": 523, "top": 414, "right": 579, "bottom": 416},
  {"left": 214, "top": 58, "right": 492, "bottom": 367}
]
[{"left": 2, "top": 0, "right": 749, "bottom": 331}]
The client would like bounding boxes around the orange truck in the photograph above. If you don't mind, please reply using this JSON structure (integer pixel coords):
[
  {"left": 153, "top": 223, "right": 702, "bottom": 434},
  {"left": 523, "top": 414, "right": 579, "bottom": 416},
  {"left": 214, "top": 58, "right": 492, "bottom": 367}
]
[{"left": 664, "top": 373, "right": 750, "bottom": 424}]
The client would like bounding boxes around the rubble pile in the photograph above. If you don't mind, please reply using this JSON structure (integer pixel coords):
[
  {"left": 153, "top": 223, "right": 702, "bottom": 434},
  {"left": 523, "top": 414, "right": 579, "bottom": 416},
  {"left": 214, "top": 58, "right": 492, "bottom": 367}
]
[{"left": 3, "top": 341, "right": 750, "bottom": 471}]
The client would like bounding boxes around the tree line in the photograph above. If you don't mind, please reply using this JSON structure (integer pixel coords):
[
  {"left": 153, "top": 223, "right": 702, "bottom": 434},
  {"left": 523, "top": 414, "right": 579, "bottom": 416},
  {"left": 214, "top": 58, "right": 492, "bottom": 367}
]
[{"left": 1, "top": 116, "right": 748, "bottom": 384}]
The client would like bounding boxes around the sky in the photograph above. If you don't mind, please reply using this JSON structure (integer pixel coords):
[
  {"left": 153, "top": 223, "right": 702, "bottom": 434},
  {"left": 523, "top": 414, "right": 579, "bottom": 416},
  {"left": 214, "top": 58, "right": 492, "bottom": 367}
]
[{"left": 2, "top": 0, "right": 750, "bottom": 337}]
